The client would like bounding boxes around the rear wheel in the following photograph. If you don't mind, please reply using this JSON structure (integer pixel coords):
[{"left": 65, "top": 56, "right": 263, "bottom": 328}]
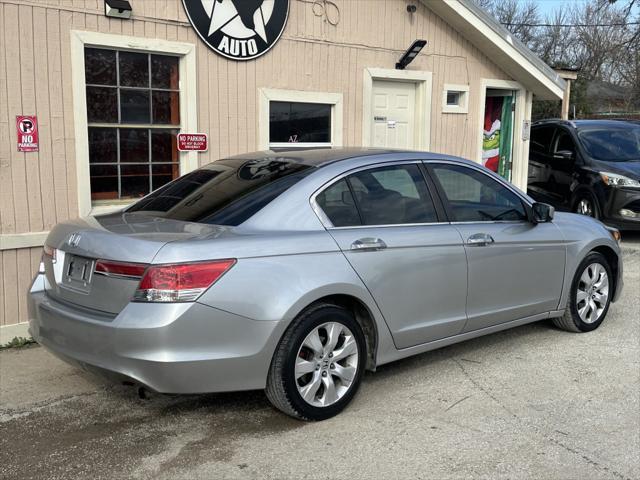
[
  {"left": 553, "top": 252, "right": 612, "bottom": 332},
  {"left": 266, "top": 303, "right": 366, "bottom": 420}
]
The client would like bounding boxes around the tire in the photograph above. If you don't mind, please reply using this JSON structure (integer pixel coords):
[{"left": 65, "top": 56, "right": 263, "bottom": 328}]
[
  {"left": 265, "top": 303, "right": 366, "bottom": 421},
  {"left": 553, "top": 252, "right": 613, "bottom": 333},
  {"left": 573, "top": 191, "right": 600, "bottom": 219}
]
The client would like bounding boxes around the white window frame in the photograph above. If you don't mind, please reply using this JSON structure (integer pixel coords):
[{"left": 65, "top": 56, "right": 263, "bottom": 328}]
[
  {"left": 442, "top": 84, "right": 470, "bottom": 114},
  {"left": 70, "top": 31, "right": 198, "bottom": 216},
  {"left": 258, "top": 88, "right": 343, "bottom": 150}
]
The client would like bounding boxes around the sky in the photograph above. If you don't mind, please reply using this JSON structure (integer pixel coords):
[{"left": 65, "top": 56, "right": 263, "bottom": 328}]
[{"left": 533, "top": 0, "right": 584, "bottom": 16}]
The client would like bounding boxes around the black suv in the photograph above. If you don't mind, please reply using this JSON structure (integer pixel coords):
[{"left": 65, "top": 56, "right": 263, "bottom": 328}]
[{"left": 527, "top": 119, "right": 640, "bottom": 230}]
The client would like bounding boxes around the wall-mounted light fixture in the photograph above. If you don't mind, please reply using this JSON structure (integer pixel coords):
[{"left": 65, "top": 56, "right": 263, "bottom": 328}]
[
  {"left": 396, "top": 39, "right": 427, "bottom": 70},
  {"left": 407, "top": 4, "right": 417, "bottom": 13},
  {"left": 104, "top": 0, "right": 132, "bottom": 19}
]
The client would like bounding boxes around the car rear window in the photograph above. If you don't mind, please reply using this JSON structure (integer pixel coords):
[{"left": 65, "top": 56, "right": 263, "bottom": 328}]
[{"left": 127, "top": 157, "right": 314, "bottom": 225}]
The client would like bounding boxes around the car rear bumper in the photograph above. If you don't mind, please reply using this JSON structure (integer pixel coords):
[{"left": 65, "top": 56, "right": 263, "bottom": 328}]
[
  {"left": 602, "top": 187, "right": 640, "bottom": 231},
  {"left": 27, "top": 274, "right": 283, "bottom": 394}
]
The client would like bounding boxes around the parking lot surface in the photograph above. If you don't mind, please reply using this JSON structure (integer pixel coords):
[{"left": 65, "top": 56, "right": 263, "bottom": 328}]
[{"left": 1, "top": 237, "right": 639, "bottom": 480}]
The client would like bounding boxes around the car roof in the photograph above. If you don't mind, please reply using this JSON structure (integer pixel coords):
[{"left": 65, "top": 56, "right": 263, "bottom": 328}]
[
  {"left": 224, "top": 147, "right": 469, "bottom": 168},
  {"left": 532, "top": 119, "right": 640, "bottom": 129}
]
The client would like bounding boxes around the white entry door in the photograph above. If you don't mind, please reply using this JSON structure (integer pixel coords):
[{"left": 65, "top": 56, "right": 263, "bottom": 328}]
[{"left": 371, "top": 80, "right": 416, "bottom": 149}]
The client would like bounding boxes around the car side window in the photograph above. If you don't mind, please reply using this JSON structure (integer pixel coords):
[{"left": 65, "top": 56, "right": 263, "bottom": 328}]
[
  {"left": 315, "top": 164, "right": 439, "bottom": 227},
  {"left": 431, "top": 164, "right": 527, "bottom": 222},
  {"left": 553, "top": 130, "right": 576, "bottom": 156},
  {"left": 315, "top": 179, "right": 361, "bottom": 227},
  {"left": 530, "top": 126, "right": 555, "bottom": 154},
  {"left": 347, "top": 164, "right": 438, "bottom": 225}
]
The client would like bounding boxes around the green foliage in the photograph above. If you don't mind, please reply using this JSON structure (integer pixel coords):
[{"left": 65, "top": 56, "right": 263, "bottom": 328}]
[{"left": 0, "top": 336, "right": 37, "bottom": 350}]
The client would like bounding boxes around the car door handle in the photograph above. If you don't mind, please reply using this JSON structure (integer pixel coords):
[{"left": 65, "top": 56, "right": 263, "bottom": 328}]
[
  {"left": 467, "top": 233, "right": 495, "bottom": 246},
  {"left": 350, "top": 238, "right": 387, "bottom": 251}
]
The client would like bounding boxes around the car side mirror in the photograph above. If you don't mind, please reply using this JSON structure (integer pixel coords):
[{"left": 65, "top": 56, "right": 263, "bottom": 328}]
[
  {"left": 554, "top": 150, "right": 574, "bottom": 160},
  {"left": 532, "top": 202, "right": 555, "bottom": 223}
]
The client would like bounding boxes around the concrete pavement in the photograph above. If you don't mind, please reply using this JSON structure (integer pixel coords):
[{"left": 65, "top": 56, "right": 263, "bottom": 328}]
[{"left": 1, "top": 245, "right": 638, "bottom": 480}]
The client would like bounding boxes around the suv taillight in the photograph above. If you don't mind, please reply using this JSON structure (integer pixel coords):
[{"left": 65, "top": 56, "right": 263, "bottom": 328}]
[{"left": 133, "top": 259, "right": 236, "bottom": 303}]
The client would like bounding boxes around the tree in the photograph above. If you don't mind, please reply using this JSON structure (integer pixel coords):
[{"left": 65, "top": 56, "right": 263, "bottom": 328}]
[{"left": 476, "top": 0, "right": 640, "bottom": 117}]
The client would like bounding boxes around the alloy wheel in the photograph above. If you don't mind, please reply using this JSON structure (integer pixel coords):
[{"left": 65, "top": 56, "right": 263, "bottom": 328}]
[
  {"left": 576, "top": 198, "right": 594, "bottom": 217},
  {"left": 576, "top": 263, "right": 609, "bottom": 324},
  {"left": 295, "top": 322, "right": 359, "bottom": 407}
]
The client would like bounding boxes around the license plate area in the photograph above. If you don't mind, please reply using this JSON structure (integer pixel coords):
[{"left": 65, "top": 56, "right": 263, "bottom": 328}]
[{"left": 61, "top": 254, "right": 94, "bottom": 293}]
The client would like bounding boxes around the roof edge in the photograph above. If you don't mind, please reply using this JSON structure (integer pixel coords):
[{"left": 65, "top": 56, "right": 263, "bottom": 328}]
[{"left": 422, "top": 0, "right": 566, "bottom": 100}]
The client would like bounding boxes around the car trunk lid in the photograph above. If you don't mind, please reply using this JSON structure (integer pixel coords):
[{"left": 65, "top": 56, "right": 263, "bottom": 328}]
[{"left": 43, "top": 212, "right": 229, "bottom": 314}]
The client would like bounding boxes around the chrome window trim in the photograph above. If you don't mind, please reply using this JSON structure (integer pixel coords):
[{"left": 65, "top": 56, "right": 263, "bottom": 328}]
[
  {"left": 309, "top": 160, "right": 433, "bottom": 230},
  {"left": 328, "top": 221, "right": 447, "bottom": 230}
]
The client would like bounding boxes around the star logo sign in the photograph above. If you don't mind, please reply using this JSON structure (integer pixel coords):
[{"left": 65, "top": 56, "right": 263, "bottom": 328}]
[{"left": 182, "top": 0, "right": 290, "bottom": 60}]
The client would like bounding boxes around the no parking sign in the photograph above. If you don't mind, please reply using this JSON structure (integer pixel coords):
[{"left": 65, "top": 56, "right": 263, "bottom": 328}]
[{"left": 16, "top": 115, "right": 39, "bottom": 152}]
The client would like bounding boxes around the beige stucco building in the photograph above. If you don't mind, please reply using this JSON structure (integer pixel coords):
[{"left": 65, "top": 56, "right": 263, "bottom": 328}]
[{"left": 0, "top": 0, "right": 564, "bottom": 338}]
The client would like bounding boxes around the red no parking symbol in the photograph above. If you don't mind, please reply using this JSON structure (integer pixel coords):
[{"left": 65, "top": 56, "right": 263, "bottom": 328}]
[{"left": 16, "top": 115, "right": 39, "bottom": 152}]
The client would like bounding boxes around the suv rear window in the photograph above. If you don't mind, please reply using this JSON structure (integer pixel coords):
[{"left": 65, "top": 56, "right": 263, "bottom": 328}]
[{"left": 127, "top": 157, "right": 314, "bottom": 225}]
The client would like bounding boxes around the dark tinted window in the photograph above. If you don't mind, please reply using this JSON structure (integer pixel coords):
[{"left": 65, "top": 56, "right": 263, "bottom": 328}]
[
  {"left": 85, "top": 48, "right": 181, "bottom": 202},
  {"left": 270, "top": 102, "right": 331, "bottom": 143},
  {"left": 553, "top": 130, "right": 576, "bottom": 155},
  {"left": 530, "top": 126, "right": 555, "bottom": 153},
  {"left": 432, "top": 164, "right": 527, "bottom": 222},
  {"left": 127, "top": 157, "right": 314, "bottom": 226},
  {"left": 348, "top": 164, "right": 437, "bottom": 225},
  {"left": 316, "top": 179, "right": 361, "bottom": 227},
  {"left": 578, "top": 125, "right": 640, "bottom": 162}
]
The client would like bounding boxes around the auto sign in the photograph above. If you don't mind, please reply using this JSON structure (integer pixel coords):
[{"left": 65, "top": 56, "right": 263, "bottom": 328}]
[{"left": 181, "top": 0, "right": 289, "bottom": 61}]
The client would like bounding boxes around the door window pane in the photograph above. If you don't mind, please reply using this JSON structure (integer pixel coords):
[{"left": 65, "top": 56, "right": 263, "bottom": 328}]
[
  {"left": 432, "top": 164, "right": 527, "bottom": 222},
  {"left": 316, "top": 179, "right": 361, "bottom": 227},
  {"left": 347, "top": 164, "right": 437, "bottom": 225},
  {"left": 84, "top": 48, "right": 116, "bottom": 86},
  {"left": 553, "top": 130, "right": 576, "bottom": 155},
  {"left": 119, "top": 51, "right": 149, "bottom": 87},
  {"left": 269, "top": 101, "right": 331, "bottom": 143},
  {"left": 530, "top": 126, "right": 555, "bottom": 153}
]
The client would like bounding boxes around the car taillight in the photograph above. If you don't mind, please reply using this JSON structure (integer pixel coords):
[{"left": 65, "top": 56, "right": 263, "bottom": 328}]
[
  {"left": 43, "top": 245, "right": 57, "bottom": 263},
  {"left": 133, "top": 259, "right": 236, "bottom": 303},
  {"left": 95, "top": 260, "right": 148, "bottom": 278}
]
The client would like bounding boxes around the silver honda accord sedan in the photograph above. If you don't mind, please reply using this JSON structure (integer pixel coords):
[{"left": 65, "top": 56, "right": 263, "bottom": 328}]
[{"left": 28, "top": 148, "right": 624, "bottom": 420}]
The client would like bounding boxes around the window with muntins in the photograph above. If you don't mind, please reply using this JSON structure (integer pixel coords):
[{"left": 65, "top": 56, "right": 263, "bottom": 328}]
[{"left": 84, "top": 47, "right": 181, "bottom": 202}]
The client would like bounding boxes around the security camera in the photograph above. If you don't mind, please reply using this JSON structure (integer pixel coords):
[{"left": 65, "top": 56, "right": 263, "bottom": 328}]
[{"left": 407, "top": 4, "right": 417, "bottom": 13}]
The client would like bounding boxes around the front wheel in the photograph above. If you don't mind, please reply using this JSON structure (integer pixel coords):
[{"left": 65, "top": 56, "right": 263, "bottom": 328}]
[
  {"left": 552, "top": 252, "right": 612, "bottom": 332},
  {"left": 573, "top": 192, "right": 599, "bottom": 219},
  {"left": 266, "top": 303, "right": 366, "bottom": 420}
]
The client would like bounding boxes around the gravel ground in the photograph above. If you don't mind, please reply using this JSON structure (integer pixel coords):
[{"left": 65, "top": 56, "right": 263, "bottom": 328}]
[{"left": 1, "top": 238, "right": 638, "bottom": 480}]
